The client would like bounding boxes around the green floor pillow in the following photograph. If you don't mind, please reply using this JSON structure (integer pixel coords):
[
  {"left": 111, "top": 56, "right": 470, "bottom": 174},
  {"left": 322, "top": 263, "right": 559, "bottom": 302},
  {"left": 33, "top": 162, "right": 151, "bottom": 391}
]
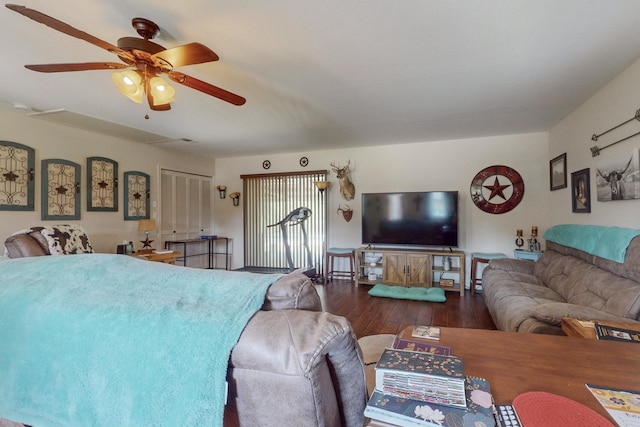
[{"left": 368, "top": 284, "right": 446, "bottom": 302}]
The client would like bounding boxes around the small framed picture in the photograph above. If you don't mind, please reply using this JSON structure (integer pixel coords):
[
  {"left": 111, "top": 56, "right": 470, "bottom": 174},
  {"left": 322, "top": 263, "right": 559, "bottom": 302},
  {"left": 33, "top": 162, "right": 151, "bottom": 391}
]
[
  {"left": 549, "top": 153, "right": 567, "bottom": 191},
  {"left": 571, "top": 168, "right": 591, "bottom": 213}
]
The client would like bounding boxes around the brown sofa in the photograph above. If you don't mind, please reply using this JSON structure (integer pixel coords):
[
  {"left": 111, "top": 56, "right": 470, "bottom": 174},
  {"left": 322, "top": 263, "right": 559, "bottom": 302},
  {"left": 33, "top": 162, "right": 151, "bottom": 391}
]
[
  {"left": 482, "top": 225, "right": 640, "bottom": 334},
  {"left": 2, "top": 229, "right": 367, "bottom": 427}
]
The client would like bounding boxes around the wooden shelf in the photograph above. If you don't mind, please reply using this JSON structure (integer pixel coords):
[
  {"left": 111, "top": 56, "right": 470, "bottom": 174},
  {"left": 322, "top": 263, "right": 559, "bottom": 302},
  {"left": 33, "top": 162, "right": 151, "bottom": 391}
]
[{"left": 355, "top": 247, "right": 465, "bottom": 296}]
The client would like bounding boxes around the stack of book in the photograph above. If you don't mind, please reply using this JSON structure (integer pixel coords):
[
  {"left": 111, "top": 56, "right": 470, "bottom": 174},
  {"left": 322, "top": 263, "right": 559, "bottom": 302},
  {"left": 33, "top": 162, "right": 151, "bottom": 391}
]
[
  {"left": 364, "top": 335, "right": 497, "bottom": 427},
  {"left": 375, "top": 348, "right": 467, "bottom": 407}
]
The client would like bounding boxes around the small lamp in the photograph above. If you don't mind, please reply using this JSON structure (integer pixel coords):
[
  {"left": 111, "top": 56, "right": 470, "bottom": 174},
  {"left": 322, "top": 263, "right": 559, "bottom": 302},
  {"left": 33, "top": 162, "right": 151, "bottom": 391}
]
[
  {"left": 217, "top": 185, "right": 227, "bottom": 199},
  {"left": 112, "top": 71, "right": 175, "bottom": 107},
  {"left": 149, "top": 76, "right": 175, "bottom": 106},
  {"left": 138, "top": 218, "right": 157, "bottom": 249},
  {"left": 229, "top": 192, "right": 241, "bottom": 206},
  {"left": 314, "top": 181, "right": 330, "bottom": 193},
  {"left": 112, "top": 70, "right": 144, "bottom": 104}
]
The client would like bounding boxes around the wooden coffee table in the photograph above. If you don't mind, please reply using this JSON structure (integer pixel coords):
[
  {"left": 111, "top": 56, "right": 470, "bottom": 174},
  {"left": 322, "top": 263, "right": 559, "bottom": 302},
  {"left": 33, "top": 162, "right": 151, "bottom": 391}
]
[{"left": 399, "top": 326, "right": 640, "bottom": 422}]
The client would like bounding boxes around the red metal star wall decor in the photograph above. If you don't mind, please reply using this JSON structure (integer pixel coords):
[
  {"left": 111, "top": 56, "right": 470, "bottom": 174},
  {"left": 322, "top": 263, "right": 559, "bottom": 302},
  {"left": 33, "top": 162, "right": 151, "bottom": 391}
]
[{"left": 470, "top": 165, "right": 525, "bottom": 214}]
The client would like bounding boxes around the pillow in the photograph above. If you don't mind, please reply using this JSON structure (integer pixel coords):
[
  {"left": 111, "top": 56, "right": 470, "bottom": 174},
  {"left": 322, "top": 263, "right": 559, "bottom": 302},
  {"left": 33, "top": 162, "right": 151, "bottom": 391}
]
[
  {"left": 368, "top": 284, "right": 446, "bottom": 302},
  {"left": 39, "top": 225, "right": 94, "bottom": 255}
]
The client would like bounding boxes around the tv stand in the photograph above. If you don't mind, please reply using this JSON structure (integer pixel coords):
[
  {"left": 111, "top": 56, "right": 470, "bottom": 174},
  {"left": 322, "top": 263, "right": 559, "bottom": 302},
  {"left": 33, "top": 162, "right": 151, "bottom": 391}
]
[{"left": 354, "top": 247, "right": 465, "bottom": 296}]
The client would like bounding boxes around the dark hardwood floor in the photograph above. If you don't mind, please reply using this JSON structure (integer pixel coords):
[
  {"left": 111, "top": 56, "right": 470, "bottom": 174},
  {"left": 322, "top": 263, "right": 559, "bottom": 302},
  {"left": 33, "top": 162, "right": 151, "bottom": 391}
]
[{"left": 315, "top": 280, "right": 497, "bottom": 338}]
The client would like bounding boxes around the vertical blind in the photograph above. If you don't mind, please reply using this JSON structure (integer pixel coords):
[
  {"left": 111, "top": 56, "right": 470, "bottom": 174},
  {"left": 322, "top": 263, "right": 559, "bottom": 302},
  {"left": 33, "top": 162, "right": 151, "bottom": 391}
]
[{"left": 242, "top": 170, "right": 327, "bottom": 272}]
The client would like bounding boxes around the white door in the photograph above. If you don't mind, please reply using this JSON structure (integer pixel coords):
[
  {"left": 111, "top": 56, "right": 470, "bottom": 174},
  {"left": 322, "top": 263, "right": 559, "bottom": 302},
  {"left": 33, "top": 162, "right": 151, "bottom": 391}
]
[{"left": 160, "top": 169, "right": 214, "bottom": 268}]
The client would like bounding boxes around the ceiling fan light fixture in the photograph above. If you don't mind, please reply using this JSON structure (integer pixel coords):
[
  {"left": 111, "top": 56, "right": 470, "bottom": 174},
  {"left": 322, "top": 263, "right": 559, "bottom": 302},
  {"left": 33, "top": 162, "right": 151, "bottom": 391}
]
[
  {"left": 149, "top": 76, "right": 175, "bottom": 106},
  {"left": 112, "top": 70, "right": 144, "bottom": 103}
]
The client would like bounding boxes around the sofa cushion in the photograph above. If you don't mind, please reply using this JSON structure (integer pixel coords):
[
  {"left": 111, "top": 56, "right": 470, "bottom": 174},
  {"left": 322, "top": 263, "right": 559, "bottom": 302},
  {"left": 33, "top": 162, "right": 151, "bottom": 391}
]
[
  {"left": 532, "top": 302, "right": 640, "bottom": 326},
  {"left": 487, "top": 258, "right": 535, "bottom": 275},
  {"left": 481, "top": 268, "right": 565, "bottom": 332},
  {"left": 547, "top": 235, "right": 640, "bottom": 284},
  {"left": 564, "top": 264, "right": 640, "bottom": 320}
]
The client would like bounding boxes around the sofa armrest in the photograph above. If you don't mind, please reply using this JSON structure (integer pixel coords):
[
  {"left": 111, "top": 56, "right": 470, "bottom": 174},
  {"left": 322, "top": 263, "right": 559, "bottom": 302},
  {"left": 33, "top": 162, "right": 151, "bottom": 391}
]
[
  {"left": 485, "top": 258, "right": 535, "bottom": 275},
  {"left": 4, "top": 234, "right": 49, "bottom": 258},
  {"left": 262, "top": 272, "right": 322, "bottom": 311},
  {"left": 533, "top": 303, "right": 640, "bottom": 326},
  {"left": 230, "top": 310, "right": 366, "bottom": 427}
]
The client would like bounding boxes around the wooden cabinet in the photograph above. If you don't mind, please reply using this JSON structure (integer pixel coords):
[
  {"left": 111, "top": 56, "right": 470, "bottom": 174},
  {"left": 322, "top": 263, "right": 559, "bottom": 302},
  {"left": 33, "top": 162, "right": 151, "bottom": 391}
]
[
  {"left": 382, "top": 253, "right": 431, "bottom": 286},
  {"left": 355, "top": 247, "right": 465, "bottom": 296},
  {"left": 381, "top": 253, "right": 404, "bottom": 285}
]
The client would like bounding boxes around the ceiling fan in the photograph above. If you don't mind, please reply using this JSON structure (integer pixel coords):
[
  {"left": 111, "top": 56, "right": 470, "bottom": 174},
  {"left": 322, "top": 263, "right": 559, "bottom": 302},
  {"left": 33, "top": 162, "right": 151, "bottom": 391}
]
[{"left": 6, "top": 4, "right": 246, "bottom": 111}]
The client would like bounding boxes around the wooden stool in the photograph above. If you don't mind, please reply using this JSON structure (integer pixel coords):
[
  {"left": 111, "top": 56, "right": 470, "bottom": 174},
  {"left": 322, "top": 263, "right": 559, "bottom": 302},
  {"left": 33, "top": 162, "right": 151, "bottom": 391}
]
[
  {"left": 326, "top": 247, "right": 355, "bottom": 283},
  {"left": 470, "top": 252, "right": 506, "bottom": 295}
]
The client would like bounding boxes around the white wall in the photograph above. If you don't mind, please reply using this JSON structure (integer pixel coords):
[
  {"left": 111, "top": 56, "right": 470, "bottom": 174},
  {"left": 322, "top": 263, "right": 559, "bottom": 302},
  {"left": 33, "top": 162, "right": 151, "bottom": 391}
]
[
  {"left": 214, "top": 132, "right": 550, "bottom": 280},
  {"left": 5, "top": 53, "right": 640, "bottom": 282},
  {"left": 549, "top": 57, "right": 640, "bottom": 227},
  {"left": 0, "top": 109, "right": 215, "bottom": 253}
]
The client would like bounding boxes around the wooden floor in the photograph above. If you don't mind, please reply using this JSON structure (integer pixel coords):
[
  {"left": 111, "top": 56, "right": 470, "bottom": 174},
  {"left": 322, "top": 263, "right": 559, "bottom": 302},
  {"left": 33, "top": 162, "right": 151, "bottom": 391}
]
[{"left": 315, "top": 280, "right": 497, "bottom": 338}]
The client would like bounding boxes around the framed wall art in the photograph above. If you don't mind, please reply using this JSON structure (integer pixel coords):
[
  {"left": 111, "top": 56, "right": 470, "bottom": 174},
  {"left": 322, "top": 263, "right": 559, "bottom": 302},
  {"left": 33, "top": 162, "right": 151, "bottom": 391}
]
[
  {"left": 0, "top": 140, "right": 35, "bottom": 211},
  {"left": 595, "top": 149, "right": 640, "bottom": 201},
  {"left": 87, "top": 156, "right": 118, "bottom": 211},
  {"left": 124, "top": 171, "right": 150, "bottom": 220},
  {"left": 571, "top": 168, "right": 591, "bottom": 213},
  {"left": 41, "top": 158, "right": 81, "bottom": 220},
  {"left": 549, "top": 152, "right": 567, "bottom": 191}
]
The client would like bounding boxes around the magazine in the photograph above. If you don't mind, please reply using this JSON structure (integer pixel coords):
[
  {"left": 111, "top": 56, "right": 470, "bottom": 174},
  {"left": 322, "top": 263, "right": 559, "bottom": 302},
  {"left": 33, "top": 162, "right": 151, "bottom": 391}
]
[
  {"left": 392, "top": 337, "right": 452, "bottom": 356},
  {"left": 594, "top": 323, "right": 640, "bottom": 343},
  {"left": 586, "top": 384, "right": 640, "bottom": 427},
  {"left": 411, "top": 326, "right": 440, "bottom": 340}
]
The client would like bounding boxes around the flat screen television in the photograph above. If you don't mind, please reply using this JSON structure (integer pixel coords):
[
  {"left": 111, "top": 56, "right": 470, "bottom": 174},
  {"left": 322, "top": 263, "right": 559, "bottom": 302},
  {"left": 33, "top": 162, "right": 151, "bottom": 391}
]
[{"left": 361, "top": 191, "right": 459, "bottom": 247}]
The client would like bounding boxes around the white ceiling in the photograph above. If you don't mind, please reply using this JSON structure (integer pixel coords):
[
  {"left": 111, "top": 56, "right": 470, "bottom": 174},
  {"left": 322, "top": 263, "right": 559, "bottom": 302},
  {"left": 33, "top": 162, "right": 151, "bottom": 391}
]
[{"left": 2, "top": 0, "right": 640, "bottom": 158}]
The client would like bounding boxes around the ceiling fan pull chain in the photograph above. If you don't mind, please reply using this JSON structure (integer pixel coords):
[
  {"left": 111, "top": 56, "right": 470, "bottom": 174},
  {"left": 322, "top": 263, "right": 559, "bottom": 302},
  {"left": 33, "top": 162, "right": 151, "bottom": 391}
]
[{"left": 143, "top": 63, "right": 150, "bottom": 119}]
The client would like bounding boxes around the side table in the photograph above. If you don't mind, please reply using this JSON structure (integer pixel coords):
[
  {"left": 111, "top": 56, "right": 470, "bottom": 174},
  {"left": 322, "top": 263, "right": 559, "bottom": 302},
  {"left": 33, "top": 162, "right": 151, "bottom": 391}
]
[
  {"left": 470, "top": 252, "right": 506, "bottom": 295},
  {"left": 164, "top": 237, "right": 230, "bottom": 269},
  {"left": 514, "top": 249, "right": 543, "bottom": 261},
  {"left": 561, "top": 317, "right": 640, "bottom": 339},
  {"left": 133, "top": 251, "right": 182, "bottom": 265}
]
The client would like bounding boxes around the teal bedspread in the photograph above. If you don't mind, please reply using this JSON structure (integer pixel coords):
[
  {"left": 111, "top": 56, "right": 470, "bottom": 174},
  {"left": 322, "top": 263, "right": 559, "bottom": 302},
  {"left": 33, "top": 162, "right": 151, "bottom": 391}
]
[
  {"left": 0, "top": 254, "right": 282, "bottom": 427},
  {"left": 543, "top": 224, "right": 640, "bottom": 263}
]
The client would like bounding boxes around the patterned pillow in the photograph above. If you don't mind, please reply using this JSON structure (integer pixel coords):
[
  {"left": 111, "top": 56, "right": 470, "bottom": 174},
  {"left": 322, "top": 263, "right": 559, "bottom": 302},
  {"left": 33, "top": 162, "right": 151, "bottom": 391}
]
[{"left": 32, "top": 225, "right": 94, "bottom": 255}]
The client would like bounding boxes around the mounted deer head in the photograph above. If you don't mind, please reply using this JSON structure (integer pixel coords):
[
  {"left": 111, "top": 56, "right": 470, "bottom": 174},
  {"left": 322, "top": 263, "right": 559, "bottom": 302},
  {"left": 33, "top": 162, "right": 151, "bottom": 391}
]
[
  {"left": 331, "top": 160, "right": 356, "bottom": 201},
  {"left": 337, "top": 204, "right": 353, "bottom": 222}
]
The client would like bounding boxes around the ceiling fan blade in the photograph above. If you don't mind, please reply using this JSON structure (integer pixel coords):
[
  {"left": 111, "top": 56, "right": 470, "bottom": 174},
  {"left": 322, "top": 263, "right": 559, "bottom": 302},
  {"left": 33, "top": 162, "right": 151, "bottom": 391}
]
[
  {"left": 25, "top": 62, "right": 129, "bottom": 73},
  {"left": 167, "top": 71, "right": 246, "bottom": 106},
  {"left": 5, "top": 4, "right": 134, "bottom": 62},
  {"left": 152, "top": 43, "right": 219, "bottom": 69}
]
